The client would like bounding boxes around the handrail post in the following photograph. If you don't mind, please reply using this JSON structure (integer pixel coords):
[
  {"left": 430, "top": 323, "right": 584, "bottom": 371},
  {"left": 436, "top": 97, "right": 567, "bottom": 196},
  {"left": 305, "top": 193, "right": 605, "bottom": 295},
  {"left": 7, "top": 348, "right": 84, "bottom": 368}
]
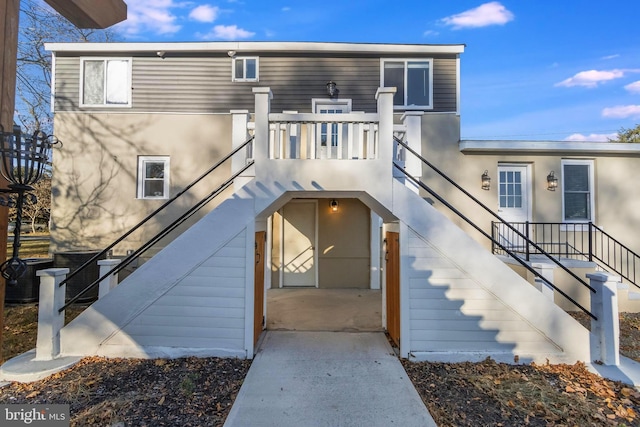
[
  {"left": 525, "top": 221, "right": 530, "bottom": 261},
  {"left": 532, "top": 262, "right": 554, "bottom": 301},
  {"left": 35, "top": 268, "right": 69, "bottom": 360},
  {"left": 98, "top": 259, "right": 121, "bottom": 299},
  {"left": 253, "top": 87, "right": 272, "bottom": 182},
  {"left": 376, "top": 87, "right": 396, "bottom": 163},
  {"left": 588, "top": 272, "right": 621, "bottom": 365},
  {"left": 231, "top": 109, "right": 252, "bottom": 189}
]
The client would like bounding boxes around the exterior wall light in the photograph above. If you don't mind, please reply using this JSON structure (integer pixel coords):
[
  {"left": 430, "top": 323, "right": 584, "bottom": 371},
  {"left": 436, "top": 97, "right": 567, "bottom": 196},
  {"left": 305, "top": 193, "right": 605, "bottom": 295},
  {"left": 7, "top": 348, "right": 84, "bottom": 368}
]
[
  {"left": 330, "top": 199, "right": 339, "bottom": 212},
  {"left": 326, "top": 81, "right": 338, "bottom": 98},
  {"left": 0, "top": 125, "right": 56, "bottom": 286},
  {"left": 547, "top": 171, "right": 558, "bottom": 191},
  {"left": 481, "top": 170, "right": 491, "bottom": 191}
]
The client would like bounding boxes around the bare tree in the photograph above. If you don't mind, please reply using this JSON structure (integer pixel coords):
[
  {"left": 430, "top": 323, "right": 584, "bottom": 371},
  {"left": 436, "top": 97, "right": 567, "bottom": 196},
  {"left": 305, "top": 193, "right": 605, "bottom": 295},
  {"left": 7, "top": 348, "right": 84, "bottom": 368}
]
[{"left": 16, "top": 0, "right": 119, "bottom": 134}]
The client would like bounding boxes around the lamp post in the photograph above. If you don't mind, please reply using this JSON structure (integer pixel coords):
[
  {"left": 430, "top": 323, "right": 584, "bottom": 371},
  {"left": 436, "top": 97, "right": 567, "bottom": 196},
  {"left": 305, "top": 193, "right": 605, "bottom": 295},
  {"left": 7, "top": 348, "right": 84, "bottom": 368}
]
[{"left": 0, "top": 125, "right": 55, "bottom": 287}]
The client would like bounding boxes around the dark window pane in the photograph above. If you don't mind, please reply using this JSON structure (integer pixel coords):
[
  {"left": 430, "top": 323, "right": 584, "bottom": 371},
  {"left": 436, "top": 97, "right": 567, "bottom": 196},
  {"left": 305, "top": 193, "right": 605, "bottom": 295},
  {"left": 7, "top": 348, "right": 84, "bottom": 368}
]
[
  {"left": 384, "top": 62, "right": 404, "bottom": 106},
  {"left": 564, "top": 164, "right": 589, "bottom": 191},
  {"left": 145, "top": 162, "right": 165, "bottom": 179},
  {"left": 246, "top": 59, "right": 256, "bottom": 79},
  {"left": 235, "top": 59, "right": 243, "bottom": 79},
  {"left": 144, "top": 180, "right": 165, "bottom": 198},
  {"left": 407, "top": 62, "right": 430, "bottom": 106},
  {"left": 564, "top": 193, "right": 589, "bottom": 220}
]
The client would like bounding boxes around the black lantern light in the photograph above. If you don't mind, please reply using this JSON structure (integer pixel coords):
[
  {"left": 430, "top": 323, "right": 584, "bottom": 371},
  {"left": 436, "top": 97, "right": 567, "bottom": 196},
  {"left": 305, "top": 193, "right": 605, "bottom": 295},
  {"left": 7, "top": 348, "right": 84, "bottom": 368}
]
[
  {"left": 326, "top": 81, "right": 338, "bottom": 98},
  {"left": 0, "top": 125, "right": 56, "bottom": 286},
  {"left": 481, "top": 170, "right": 491, "bottom": 191},
  {"left": 547, "top": 171, "right": 558, "bottom": 191}
]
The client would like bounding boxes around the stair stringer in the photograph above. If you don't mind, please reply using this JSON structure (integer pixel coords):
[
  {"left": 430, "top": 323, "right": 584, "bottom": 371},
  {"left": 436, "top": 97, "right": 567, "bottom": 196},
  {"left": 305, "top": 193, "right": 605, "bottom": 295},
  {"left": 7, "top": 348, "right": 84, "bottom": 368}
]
[
  {"left": 59, "top": 178, "right": 284, "bottom": 359},
  {"left": 391, "top": 180, "right": 593, "bottom": 364}
]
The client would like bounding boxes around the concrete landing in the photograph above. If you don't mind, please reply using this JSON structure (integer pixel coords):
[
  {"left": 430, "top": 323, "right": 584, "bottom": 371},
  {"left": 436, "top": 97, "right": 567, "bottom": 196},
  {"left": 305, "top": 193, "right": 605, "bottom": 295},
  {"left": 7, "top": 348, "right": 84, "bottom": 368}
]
[
  {"left": 0, "top": 350, "right": 82, "bottom": 383},
  {"left": 224, "top": 331, "right": 436, "bottom": 427}
]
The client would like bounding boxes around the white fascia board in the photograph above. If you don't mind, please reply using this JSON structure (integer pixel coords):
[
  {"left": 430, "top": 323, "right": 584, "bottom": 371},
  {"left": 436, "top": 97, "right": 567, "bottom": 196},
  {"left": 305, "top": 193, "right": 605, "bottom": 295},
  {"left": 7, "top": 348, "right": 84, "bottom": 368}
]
[
  {"left": 459, "top": 140, "right": 640, "bottom": 155},
  {"left": 45, "top": 41, "right": 465, "bottom": 55}
]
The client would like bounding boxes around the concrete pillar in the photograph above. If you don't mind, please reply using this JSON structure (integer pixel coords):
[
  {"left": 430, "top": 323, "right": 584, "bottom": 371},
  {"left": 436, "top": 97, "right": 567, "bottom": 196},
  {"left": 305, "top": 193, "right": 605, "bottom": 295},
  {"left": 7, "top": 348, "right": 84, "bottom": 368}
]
[
  {"left": 253, "top": 87, "right": 272, "bottom": 182},
  {"left": 98, "top": 259, "right": 121, "bottom": 299},
  {"left": 231, "top": 110, "right": 253, "bottom": 190},
  {"left": 588, "top": 272, "right": 621, "bottom": 366},
  {"left": 532, "top": 262, "right": 555, "bottom": 301},
  {"left": 401, "top": 111, "right": 424, "bottom": 194},
  {"left": 35, "top": 268, "right": 69, "bottom": 360}
]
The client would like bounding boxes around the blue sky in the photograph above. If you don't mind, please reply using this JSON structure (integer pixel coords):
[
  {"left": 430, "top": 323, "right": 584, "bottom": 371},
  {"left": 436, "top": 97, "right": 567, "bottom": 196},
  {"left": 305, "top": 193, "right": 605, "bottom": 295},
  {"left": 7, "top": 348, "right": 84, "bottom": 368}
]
[{"left": 110, "top": 0, "right": 640, "bottom": 141}]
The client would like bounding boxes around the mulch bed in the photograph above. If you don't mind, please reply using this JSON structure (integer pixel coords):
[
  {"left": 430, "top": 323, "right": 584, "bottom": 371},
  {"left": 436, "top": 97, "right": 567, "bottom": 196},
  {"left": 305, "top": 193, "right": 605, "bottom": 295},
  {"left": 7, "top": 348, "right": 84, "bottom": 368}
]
[{"left": 0, "top": 356, "right": 250, "bottom": 427}]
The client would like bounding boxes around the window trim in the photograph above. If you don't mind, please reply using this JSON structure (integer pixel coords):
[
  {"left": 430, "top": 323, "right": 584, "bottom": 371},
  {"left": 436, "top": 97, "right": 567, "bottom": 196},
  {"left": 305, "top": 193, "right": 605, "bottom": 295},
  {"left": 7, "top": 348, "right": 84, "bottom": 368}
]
[
  {"left": 380, "top": 58, "right": 434, "bottom": 110},
  {"left": 79, "top": 57, "right": 132, "bottom": 108},
  {"left": 561, "top": 159, "right": 595, "bottom": 224},
  {"left": 232, "top": 56, "right": 259, "bottom": 82},
  {"left": 137, "top": 156, "right": 170, "bottom": 200}
]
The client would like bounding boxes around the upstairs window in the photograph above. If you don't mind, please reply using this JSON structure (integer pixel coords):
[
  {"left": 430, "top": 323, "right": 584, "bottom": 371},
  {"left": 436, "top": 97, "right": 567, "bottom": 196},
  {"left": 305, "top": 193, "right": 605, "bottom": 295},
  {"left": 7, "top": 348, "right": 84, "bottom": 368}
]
[
  {"left": 382, "top": 59, "right": 433, "bottom": 110},
  {"left": 562, "top": 159, "right": 595, "bottom": 222},
  {"left": 233, "top": 57, "right": 258, "bottom": 82},
  {"left": 80, "top": 58, "right": 131, "bottom": 107},
  {"left": 137, "top": 156, "right": 170, "bottom": 199}
]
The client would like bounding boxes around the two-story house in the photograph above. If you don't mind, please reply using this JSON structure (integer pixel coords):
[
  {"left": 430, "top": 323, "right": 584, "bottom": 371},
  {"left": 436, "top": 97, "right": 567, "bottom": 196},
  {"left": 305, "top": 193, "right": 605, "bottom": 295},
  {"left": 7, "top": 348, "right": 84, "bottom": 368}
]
[{"left": 41, "top": 41, "right": 640, "bottom": 363}]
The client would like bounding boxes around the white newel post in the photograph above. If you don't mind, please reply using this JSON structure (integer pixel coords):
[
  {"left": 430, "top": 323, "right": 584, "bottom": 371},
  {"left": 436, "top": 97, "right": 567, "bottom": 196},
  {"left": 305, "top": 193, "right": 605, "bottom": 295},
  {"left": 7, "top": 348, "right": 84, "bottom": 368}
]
[
  {"left": 35, "top": 268, "right": 69, "bottom": 360},
  {"left": 588, "top": 272, "right": 621, "bottom": 366},
  {"left": 532, "top": 262, "right": 555, "bottom": 301},
  {"left": 375, "top": 87, "right": 396, "bottom": 176},
  {"left": 253, "top": 87, "right": 272, "bottom": 182},
  {"left": 98, "top": 259, "right": 121, "bottom": 299},
  {"left": 231, "top": 109, "right": 253, "bottom": 190},
  {"left": 401, "top": 111, "right": 424, "bottom": 194}
]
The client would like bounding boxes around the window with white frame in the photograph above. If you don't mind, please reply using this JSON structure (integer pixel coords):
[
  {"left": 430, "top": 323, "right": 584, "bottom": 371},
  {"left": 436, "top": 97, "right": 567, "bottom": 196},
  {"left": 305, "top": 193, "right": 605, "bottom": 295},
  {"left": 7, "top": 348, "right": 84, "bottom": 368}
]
[
  {"left": 137, "top": 156, "right": 170, "bottom": 199},
  {"left": 381, "top": 59, "right": 433, "bottom": 109},
  {"left": 80, "top": 58, "right": 131, "bottom": 107},
  {"left": 232, "top": 57, "right": 258, "bottom": 82},
  {"left": 562, "top": 159, "right": 595, "bottom": 222}
]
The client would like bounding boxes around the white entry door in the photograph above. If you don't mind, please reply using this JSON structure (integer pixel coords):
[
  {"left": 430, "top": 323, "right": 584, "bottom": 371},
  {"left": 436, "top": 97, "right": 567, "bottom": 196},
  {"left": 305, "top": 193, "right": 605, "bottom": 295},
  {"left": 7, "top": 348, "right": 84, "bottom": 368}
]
[
  {"left": 314, "top": 99, "right": 351, "bottom": 159},
  {"left": 497, "top": 165, "right": 531, "bottom": 251},
  {"left": 281, "top": 201, "right": 318, "bottom": 287}
]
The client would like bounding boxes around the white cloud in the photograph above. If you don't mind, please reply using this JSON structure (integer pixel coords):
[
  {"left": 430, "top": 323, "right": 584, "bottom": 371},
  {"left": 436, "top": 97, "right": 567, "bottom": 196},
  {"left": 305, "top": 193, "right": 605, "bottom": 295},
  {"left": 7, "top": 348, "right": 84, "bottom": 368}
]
[
  {"left": 601, "top": 54, "right": 620, "bottom": 60},
  {"left": 625, "top": 81, "right": 640, "bottom": 94},
  {"left": 200, "top": 24, "right": 255, "bottom": 40},
  {"left": 423, "top": 30, "right": 439, "bottom": 37},
  {"left": 564, "top": 133, "right": 617, "bottom": 142},
  {"left": 189, "top": 5, "right": 219, "bottom": 23},
  {"left": 116, "top": 0, "right": 186, "bottom": 36},
  {"left": 555, "top": 69, "right": 626, "bottom": 88},
  {"left": 282, "top": 7, "right": 291, "bottom": 12},
  {"left": 441, "top": 2, "right": 514, "bottom": 30},
  {"left": 602, "top": 105, "right": 640, "bottom": 119}
]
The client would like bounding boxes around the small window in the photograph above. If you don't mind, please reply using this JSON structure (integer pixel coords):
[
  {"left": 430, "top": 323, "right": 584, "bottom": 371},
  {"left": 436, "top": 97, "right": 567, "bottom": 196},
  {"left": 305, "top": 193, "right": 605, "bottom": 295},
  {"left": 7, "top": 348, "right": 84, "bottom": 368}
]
[
  {"left": 381, "top": 59, "right": 433, "bottom": 110},
  {"left": 562, "top": 159, "right": 595, "bottom": 222},
  {"left": 80, "top": 58, "right": 131, "bottom": 107},
  {"left": 233, "top": 57, "right": 259, "bottom": 82},
  {"left": 137, "top": 156, "right": 170, "bottom": 199}
]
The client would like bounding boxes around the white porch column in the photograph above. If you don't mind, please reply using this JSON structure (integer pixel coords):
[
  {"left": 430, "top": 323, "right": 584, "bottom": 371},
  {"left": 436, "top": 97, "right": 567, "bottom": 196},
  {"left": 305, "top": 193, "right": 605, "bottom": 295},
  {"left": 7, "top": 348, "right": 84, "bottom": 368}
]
[
  {"left": 401, "top": 111, "right": 424, "bottom": 194},
  {"left": 231, "top": 109, "right": 253, "bottom": 190},
  {"left": 375, "top": 87, "right": 396, "bottom": 167},
  {"left": 253, "top": 87, "right": 273, "bottom": 182},
  {"left": 98, "top": 259, "right": 121, "bottom": 299},
  {"left": 370, "top": 211, "right": 382, "bottom": 290},
  {"left": 532, "top": 262, "right": 555, "bottom": 301},
  {"left": 35, "top": 268, "right": 69, "bottom": 360},
  {"left": 588, "top": 272, "right": 621, "bottom": 366}
]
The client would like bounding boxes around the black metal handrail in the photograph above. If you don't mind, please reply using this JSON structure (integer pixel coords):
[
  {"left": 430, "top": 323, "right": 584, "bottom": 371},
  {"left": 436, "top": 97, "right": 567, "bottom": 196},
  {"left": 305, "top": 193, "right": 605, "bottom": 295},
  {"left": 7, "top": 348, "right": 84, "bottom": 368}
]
[
  {"left": 57, "top": 136, "right": 254, "bottom": 292},
  {"left": 394, "top": 137, "right": 596, "bottom": 319},
  {"left": 492, "top": 221, "right": 640, "bottom": 291}
]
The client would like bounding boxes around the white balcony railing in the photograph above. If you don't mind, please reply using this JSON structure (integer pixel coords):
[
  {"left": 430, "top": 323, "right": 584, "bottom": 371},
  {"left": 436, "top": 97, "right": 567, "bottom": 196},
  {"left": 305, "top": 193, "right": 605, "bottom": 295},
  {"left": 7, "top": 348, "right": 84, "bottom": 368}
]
[{"left": 267, "top": 113, "right": 379, "bottom": 160}]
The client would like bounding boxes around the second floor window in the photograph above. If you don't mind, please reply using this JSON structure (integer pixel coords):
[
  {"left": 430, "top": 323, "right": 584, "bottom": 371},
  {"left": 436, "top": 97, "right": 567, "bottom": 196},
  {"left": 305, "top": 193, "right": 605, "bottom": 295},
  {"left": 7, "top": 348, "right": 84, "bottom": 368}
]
[
  {"left": 233, "top": 57, "right": 258, "bottom": 82},
  {"left": 382, "top": 59, "right": 433, "bottom": 110},
  {"left": 81, "top": 58, "right": 131, "bottom": 107}
]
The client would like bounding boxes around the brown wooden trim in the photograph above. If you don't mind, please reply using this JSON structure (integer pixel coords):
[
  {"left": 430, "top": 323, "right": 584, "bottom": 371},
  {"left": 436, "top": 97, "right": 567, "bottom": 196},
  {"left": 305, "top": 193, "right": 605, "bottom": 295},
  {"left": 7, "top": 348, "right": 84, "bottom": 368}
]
[
  {"left": 385, "top": 231, "right": 400, "bottom": 347},
  {"left": 254, "top": 231, "right": 266, "bottom": 348},
  {"left": 44, "top": 0, "right": 127, "bottom": 29}
]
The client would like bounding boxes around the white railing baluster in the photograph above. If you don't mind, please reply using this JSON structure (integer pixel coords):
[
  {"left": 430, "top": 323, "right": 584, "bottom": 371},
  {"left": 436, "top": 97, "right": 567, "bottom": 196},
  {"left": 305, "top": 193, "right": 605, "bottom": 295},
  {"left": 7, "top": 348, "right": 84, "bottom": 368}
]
[
  {"left": 337, "top": 122, "right": 343, "bottom": 160},
  {"left": 347, "top": 123, "right": 354, "bottom": 159},
  {"left": 367, "top": 123, "right": 375, "bottom": 159}
]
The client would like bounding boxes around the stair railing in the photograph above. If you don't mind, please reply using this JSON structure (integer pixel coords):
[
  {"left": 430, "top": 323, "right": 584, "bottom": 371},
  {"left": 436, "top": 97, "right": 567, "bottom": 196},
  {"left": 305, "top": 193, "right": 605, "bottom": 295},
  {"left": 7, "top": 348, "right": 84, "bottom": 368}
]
[
  {"left": 58, "top": 137, "right": 254, "bottom": 312},
  {"left": 394, "top": 137, "right": 596, "bottom": 319}
]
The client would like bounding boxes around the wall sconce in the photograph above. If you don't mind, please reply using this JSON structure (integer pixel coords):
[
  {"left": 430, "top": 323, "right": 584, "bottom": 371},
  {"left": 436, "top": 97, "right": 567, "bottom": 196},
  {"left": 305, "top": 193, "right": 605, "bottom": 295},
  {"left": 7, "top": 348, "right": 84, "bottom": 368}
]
[
  {"left": 481, "top": 170, "right": 491, "bottom": 191},
  {"left": 330, "top": 199, "right": 339, "bottom": 212},
  {"left": 326, "top": 81, "right": 338, "bottom": 98},
  {"left": 547, "top": 171, "right": 558, "bottom": 191}
]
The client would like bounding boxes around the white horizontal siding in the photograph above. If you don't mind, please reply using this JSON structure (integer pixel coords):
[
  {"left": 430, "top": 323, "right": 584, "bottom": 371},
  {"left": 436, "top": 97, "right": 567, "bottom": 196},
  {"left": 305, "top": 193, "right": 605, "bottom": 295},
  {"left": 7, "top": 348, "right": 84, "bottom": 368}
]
[
  {"left": 119, "top": 228, "right": 248, "bottom": 351},
  {"left": 406, "top": 230, "right": 560, "bottom": 355}
]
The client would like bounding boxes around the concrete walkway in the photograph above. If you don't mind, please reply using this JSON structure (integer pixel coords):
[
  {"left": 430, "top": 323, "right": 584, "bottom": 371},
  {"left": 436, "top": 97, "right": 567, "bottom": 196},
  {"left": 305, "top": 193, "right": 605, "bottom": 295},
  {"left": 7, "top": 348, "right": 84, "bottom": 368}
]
[{"left": 224, "top": 331, "right": 436, "bottom": 427}]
